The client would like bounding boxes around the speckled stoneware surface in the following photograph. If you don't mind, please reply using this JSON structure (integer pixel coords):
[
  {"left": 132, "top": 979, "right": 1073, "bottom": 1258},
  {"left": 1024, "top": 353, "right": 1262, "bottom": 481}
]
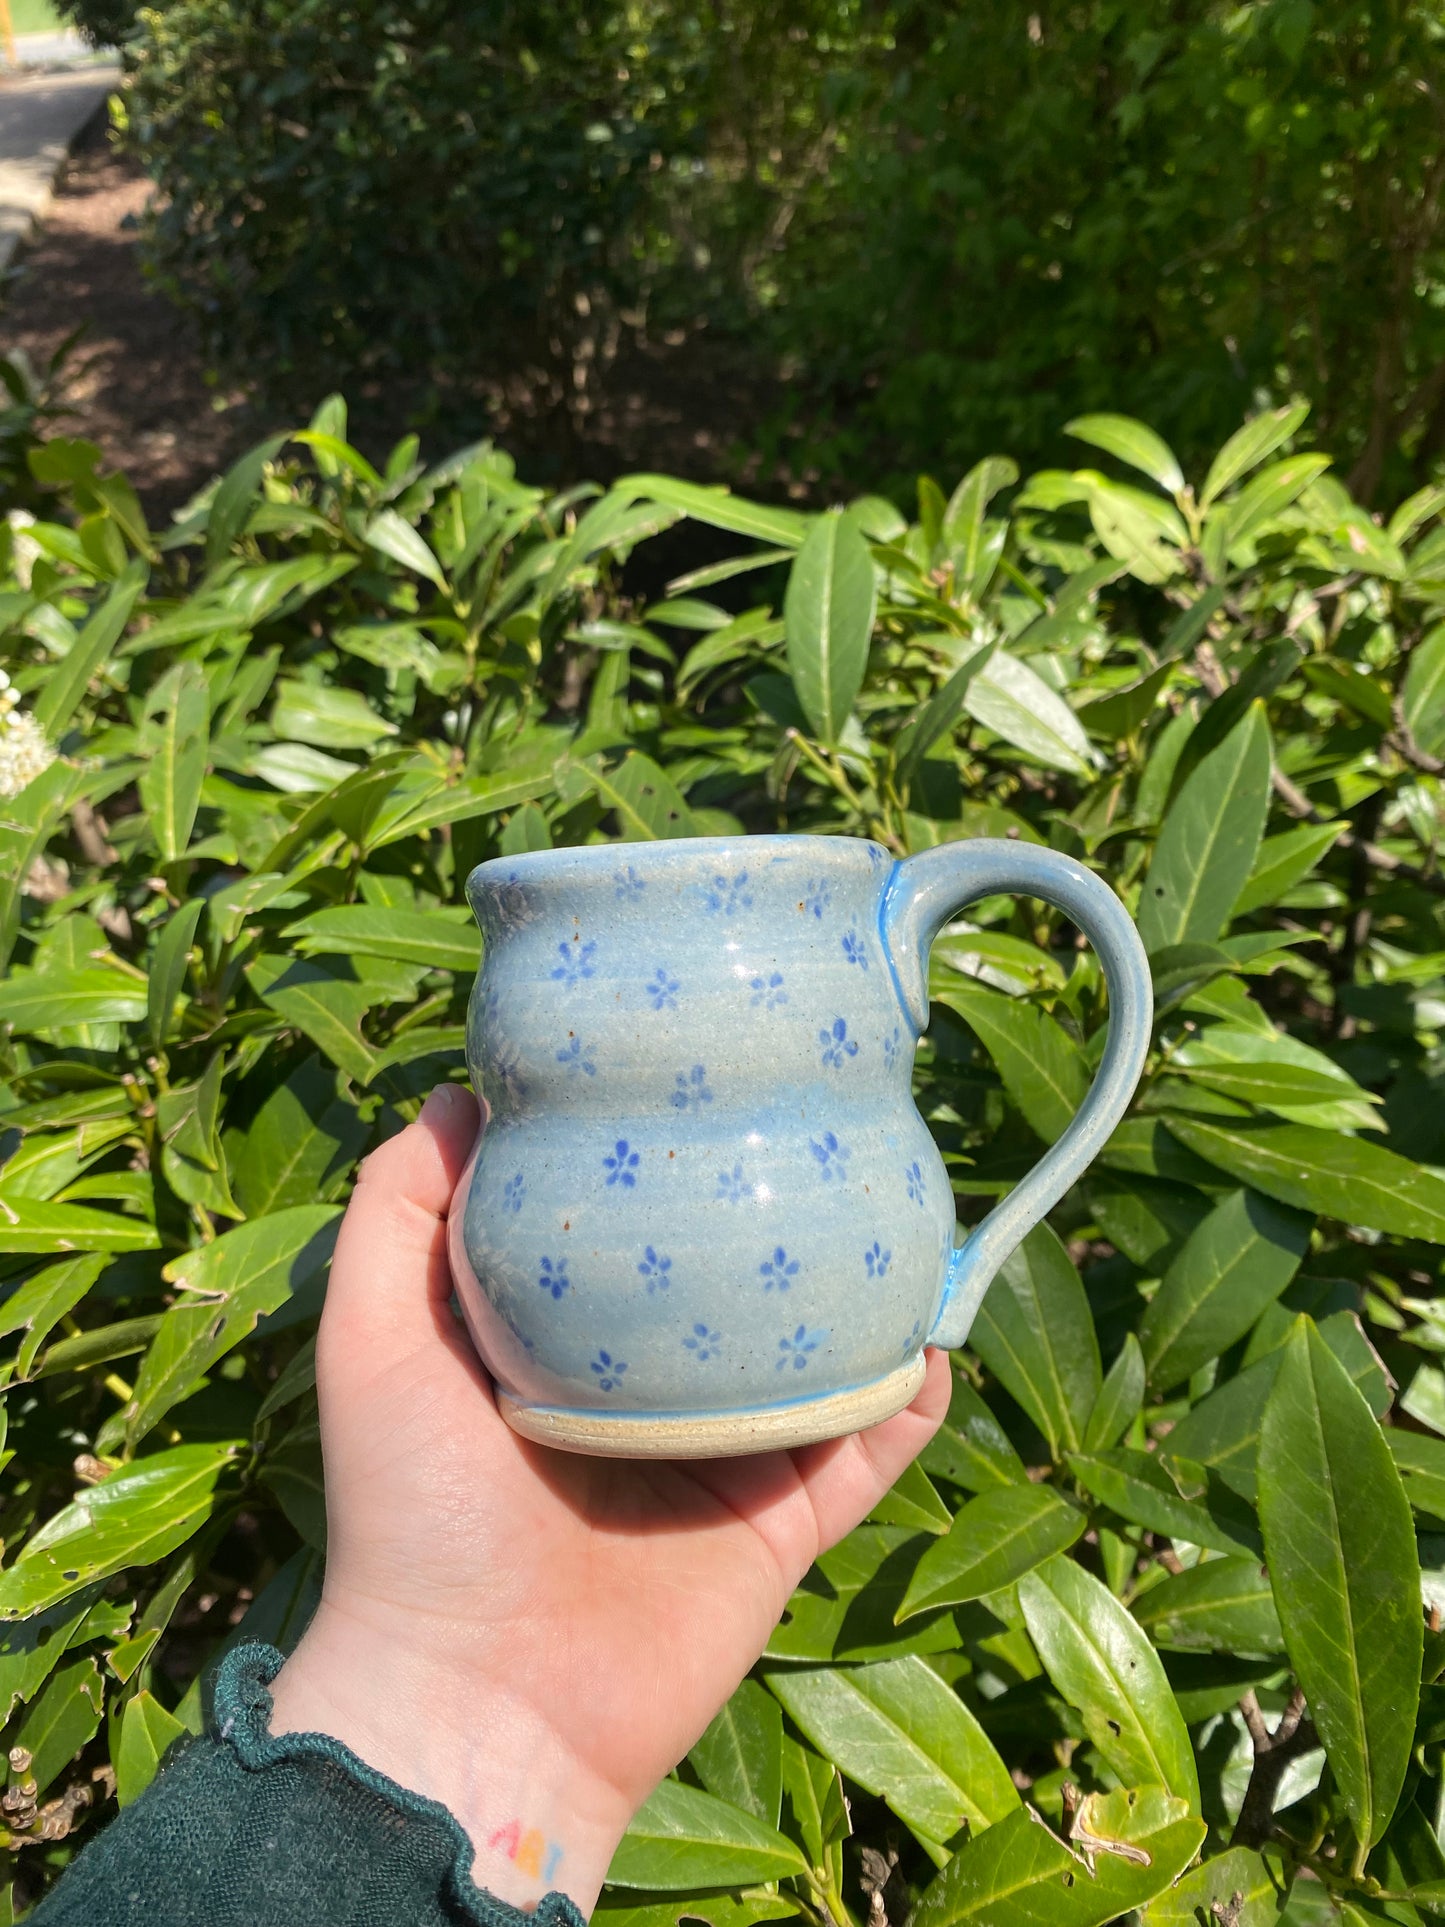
[{"left": 447, "top": 834, "right": 1152, "bottom": 1456}]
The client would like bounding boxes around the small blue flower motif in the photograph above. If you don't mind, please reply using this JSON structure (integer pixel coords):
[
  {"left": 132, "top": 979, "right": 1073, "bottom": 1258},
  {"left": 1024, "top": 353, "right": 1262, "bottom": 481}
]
[
  {"left": 591, "top": 1350, "right": 628, "bottom": 1392},
  {"left": 503, "top": 1171, "right": 526, "bottom": 1214},
  {"left": 810, "top": 1130, "right": 851, "bottom": 1183},
  {"left": 672, "top": 1064, "right": 714, "bottom": 1110},
  {"left": 777, "top": 1325, "right": 828, "bottom": 1372},
  {"left": 803, "top": 876, "right": 831, "bottom": 920},
  {"left": 750, "top": 971, "right": 787, "bottom": 1011},
  {"left": 759, "top": 1246, "right": 801, "bottom": 1292},
  {"left": 491, "top": 1045, "right": 528, "bottom": 1106},
  {"left": 841, "top": 926, "right": 869, "bottom": 971},
  {"left": 604, "top": 1139, "right": 640, "bottom": 1187},
  {"left": 537, "top": 1256, "right": 570, "bottom": 1299},
  {"left": 819, "top": 1017, "right": 859, "bottom": 1069},
  {"left": 905, "top": 1159, "right": 926, "bottom": 1206},
  {"left": 684, "top": 1323, "right": 722, "bottom": 1362},
  {"left": 865, "top": 1240, "right": 891, "bottom": 1279},
  {"left": 555, "top": 1034, "right": 597, "bottom": 1077},
  {"left": 550, "top": 938, "right": 597, "bottom": 988},
  {"left": 901, "top": 1318, "right": 923, "bottom": 1359},
  {"left": 646, "top": 966, "right": 680, "bottom": 1011},
  {"left": 614, "top": 865, "right": 645, "bottom": 901},
  {"left": 637, "top": 1246, "right": 673, "bottom": 1293},
  {"left": 717, "top": 1162, "right": 748, "bottom": 1203},
  {"left": 883, "top": 1026, "right": 902, "bottom": 1073},
  {"left": 703, "top": 871, "right": 752, "bottom": 917}
]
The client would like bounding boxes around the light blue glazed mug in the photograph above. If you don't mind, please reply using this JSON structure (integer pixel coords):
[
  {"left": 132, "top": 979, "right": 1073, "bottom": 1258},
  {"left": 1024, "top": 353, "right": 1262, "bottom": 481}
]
[{"left": 446, "top": 835, "right": 1152, "bottom": 1456}]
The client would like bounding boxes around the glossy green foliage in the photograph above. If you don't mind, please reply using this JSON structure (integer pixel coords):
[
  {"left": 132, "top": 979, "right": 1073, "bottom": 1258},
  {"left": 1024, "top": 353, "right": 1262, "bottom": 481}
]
[{"left": 1, "top": 401, "right": 1443, "bottom": 1920}]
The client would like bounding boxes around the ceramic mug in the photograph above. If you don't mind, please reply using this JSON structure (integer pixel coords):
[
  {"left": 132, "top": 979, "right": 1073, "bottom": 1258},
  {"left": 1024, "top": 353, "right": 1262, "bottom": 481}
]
[{"left": 446, "top": 834, "right": 1151, "bottom": 1457}]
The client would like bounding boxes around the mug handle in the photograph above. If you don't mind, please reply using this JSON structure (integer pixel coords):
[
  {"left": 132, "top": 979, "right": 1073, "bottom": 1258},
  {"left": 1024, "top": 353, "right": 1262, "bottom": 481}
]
[{"left": 880, "top": 839, "right": 1153, "bottom": 1349}]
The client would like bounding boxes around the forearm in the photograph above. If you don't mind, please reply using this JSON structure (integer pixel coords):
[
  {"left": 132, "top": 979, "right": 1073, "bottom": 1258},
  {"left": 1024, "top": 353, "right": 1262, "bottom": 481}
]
[{"left": 28, "top": 1643, "right": 590, "bottom": 1927}]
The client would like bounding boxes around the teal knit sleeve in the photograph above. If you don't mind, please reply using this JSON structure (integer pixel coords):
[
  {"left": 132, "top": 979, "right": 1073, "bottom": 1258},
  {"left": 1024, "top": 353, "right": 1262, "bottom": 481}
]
[{"left": 27, "top": 1642, "right": 589, "bottom": 1927}]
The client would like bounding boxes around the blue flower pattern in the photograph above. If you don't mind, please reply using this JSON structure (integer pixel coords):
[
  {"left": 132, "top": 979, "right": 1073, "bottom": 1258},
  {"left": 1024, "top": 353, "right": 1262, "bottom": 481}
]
[
  {"left": 810, "top": 1130, "right": 851, "bottom": 1183},
  {"left": 865, "top": 1240, "right": 891, "bottom": 1278},
  {"left": 777, "top": 1326, "right": 828, "bottom": 1372},
  {"left": 550, "top": 938, "right": 597, "bottom": 988},
  {"left": 503, "top": 1172, "right": 526, "bottom": 1214},
  {"left": 555, "top": 1034, "right": 597, "bottom": 1076},
  {"left": 604, "top": 1139, "right": 640, "bottom": 1187},
  {"left": 716, "top": 1163, "right": 749, "bottom": 1203},
  {"left": 647, "top": 967, "right": 680, "bottom": 1011},
  {"left": 614, "top": 865, "right": 645, "bottom": 901},
  {"left": 905, "top": 1159, "right": 926, "bottom": 1205},
  {"left": 750, "top": 971, "right": 787, "bottom": 1010},
  {"left": 841, "top": 926, "right": 869, "bottom": 970},
  {"left": 819, "top": 1017, "right": 858, "bottom": 1068},
  {"left": 883, "top": 1026, "right": 902, "bottom": 1072},
  {"left": 537, "top": 1256, "right": 570, "bottom": 1299},
  {"left": 672, "top": 1064, "right": 713, "bottom": 1110},
  {"left": 702, "top": 871, "right": 752, "bottom": 916},
  {"left": 684, "top": 1324, "right": 722, "bottom": 1361},
  {"left": 901, "top": 1318, "right": 923, "bottom": 1358},
  {"left": 637, "top": 1246, "right": 673, "bottom": 1292},
  {"left": 803, "top": 877, "right": 831, "bottom": 919},
  {"left": 759, "top": 1246, "right": 800, "bottom": 1291},
  {"left": 591, "top": 1351, "right": 627, "bottom": 1392}
]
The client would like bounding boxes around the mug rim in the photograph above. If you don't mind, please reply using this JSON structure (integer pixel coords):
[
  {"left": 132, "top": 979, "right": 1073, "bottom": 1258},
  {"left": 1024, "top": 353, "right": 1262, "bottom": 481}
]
[{"left": 466, "top": 830, "right": 893, "bottom": 894}]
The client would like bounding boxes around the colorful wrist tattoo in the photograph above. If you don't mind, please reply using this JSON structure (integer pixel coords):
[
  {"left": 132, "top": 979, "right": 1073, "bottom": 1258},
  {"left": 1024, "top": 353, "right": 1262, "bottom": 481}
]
[{"left": 488, "top": 1819, "right": 565, "bottom": 1886}]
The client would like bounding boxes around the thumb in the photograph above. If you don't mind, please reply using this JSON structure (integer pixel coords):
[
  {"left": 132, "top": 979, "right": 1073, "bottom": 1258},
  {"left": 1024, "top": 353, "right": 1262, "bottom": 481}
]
[{"left": 322, "top": 1082, "right": 481, "bottom": 1356}]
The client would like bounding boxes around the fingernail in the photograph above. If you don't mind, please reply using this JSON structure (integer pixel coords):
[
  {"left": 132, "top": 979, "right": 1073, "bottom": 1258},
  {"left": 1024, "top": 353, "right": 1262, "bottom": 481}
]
[{"left": 420, "top": 1084, "right": 459, "bottom": 1125}]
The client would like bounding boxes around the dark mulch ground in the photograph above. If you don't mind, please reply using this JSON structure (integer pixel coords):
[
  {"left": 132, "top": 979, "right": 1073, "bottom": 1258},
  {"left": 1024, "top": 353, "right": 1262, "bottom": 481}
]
[{"left": 0, "top": 110, "right": 812, "bottom": 518}]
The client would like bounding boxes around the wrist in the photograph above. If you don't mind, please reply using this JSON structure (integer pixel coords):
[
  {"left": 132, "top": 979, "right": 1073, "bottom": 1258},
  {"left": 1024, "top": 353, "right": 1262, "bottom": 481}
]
[{"left": 268, "top": 1600, "right": 635, "bottom": 1916}]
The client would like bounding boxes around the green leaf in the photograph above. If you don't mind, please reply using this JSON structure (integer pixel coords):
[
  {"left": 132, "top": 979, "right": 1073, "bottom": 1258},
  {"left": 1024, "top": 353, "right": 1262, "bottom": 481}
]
[
  {"left": 0, "top": 1198, "right": 158, "bottom": 1255},
  {"left": 138, "top": 660, "right": 209, "bottom": 864},
  {"left": 365, "top": 508, "right": 448, "bottom": 589},
  {"left": 935, "top": 979, "right": 1088, "bottom": 1145},
  {"left": 231, "top": 1057, "right": 368, "bottom": 1217},
  {"left": 765, "top": 1657, "right": 1018, "bottom": 1846},
  {"left": 584, "top": 752, "right": 697, "bottom": 840},
  {"left": 32, "top": 562, "right": 146, "bottom": 740},
  {"left": 784, "top": 510, "right": 877, "bottom": 742},
  {"left": 1233, "top": 822, "right": 1345, "bottom": 919},
  {"left": 919, "top": 1370, "right": 1029, "bottom": 1493},
  {"left": 0, "top": 1441, "right": 242, "bottom": 1619},
  {"left": 1161, "top": 1113, "right": 1445, "bottom": 1242},
  {"left": 114, "top": 1689, "right": 189, "bottom": 1807},
  {"left": 767, "top": 1526, "right": 963, "bottom": 1663},
  {"left": 365, "top": 761, "right": 559, "bottom": 850},
  {"left": 1258, "top": 1317, "right": 1421, "bottom": 1850},
  {"left": 910, "top": 1787, "right": 1204, "bottom": 1927},
  {"left": 123, "top": 1206, "right": 339, "bottom": 1447},
  {"left": 146, "top": 898, "right": 205, "bottom": 1049},
  {"left": 1139, "top": 1189, "right": 1313, "bottom": 1393},
  {"left": 1138, "top": 704, "right": 1272, "bottom": 953},
  {"left": 895, "top": 643, "right": 996, "bottom": 787},
  {"left": 272, "top": 680, "right": 397, "bottom": 750},
  {"left": 1403, "top": 625, "right": 1445, "bottom": 758},
  {"left": 2, "top": 967, "right": 149, "bottom": 1032},
  {"left": 688, "top": 1680, "right": 783, "bottom": 1828},
  {"left": 247, "top": 955, "right": 383, "bottom": 1086},
  {"left": 288, "top": 905, "right": 478, "bottom": 973},
  {"left": 1084, "top": 1334, "right": 1145, "bottom": 1450},
  {"left": 1084, "top": 478, "right": 1182, "bottom": 583},
  {"left": 1171, "top": 1026, "right": 1379, "bottom": 1130},
  {"left": 964, "top": 650, "right": 1098, "bottom": 777},
  {"left": 618, "top": 475, "right": 808, "bottom": 548},
  {"left": 1067, "top": 1448, "right": 1260, "bottom": 1558},
  {"left": 1087, "top": 1173, "right": 1209, "bottom": 1269},
  {"left": 0, "top": 1586, "right": 104, "bottom": 1722},
  {"left": 943, "top": 457, "right": 1018, "bottom": 592},
  {"left": 1217, "top": 453, "right": 1332, "bottom": 553},
  {"left": 594, "top": 1895, "right": 796, "bottom": 1927},
  {"left": 867, "top": 1459, "right": 952, "bottom": 1535},
  {"left": 204, "top": 432, "right": 290, "bottom": 570},
  {"left": 897, "top": 1485, "right": 1086, "bottom": 1619},
  {"left": 1132, "top": 1557, "right": 1283, "bottom": 1656},
  {"left": 1, "top": 1255, "right": 105, "bottom": 1380},
  {"left": 1201, "top": 404, "right": 1312, "bottom": 506},
  {"left": 1142, "top": 1845, "right": 1291, "bottom": 1925},
  {"left": 1066, "top": 415, "right": 1184, "bottom": 493},
  {"left": 12, "top": 1653, "right": 104, "bottom": 1798},
  {"left": 970, "top": 1224, "right": 1101, "bottom": 1456},
  {"left": 608, "top": 1780, "right": 808, "bottom": 1891},
  {"left": 1018, "top": 1555, "right": 1200, "bottom": 1808}
]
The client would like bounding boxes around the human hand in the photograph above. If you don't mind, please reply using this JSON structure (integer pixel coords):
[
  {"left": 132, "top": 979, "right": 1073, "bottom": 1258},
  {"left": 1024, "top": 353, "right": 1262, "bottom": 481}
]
[{"left": 268, "top": 1084, "right": 951, "bottom": 1915}]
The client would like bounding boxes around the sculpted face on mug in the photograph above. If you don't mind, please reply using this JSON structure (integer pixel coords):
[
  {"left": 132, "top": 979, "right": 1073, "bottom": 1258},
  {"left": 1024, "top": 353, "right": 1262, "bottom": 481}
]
[{"left": 446, "top": 834, "right": 1152, "bottom": 1457}]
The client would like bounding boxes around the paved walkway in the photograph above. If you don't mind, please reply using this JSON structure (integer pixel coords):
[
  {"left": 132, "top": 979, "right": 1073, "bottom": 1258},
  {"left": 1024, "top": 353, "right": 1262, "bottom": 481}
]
[{"left": 0, "top": 33, "right": 119, "bottom": 273}]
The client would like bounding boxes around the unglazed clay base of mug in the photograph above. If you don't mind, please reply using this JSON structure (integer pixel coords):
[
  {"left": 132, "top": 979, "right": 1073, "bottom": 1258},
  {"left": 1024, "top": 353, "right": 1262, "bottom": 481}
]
[{"left": 496, "top": 1353, "right": 928, "bottom": 1458}]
